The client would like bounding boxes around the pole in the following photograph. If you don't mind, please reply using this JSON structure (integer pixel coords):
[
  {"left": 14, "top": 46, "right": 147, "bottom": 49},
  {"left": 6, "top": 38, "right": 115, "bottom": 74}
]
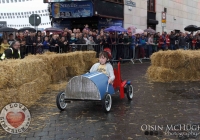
[
  {"left": 162, "top": 26, "right": 164, "bottom": 33},
  {"left": 34, "top": 14, "right": 36, "bottom": 31}
]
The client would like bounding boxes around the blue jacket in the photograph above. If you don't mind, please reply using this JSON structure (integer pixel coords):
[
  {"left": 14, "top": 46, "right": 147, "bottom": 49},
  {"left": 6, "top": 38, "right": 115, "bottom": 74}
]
[{"left": 43, "top": 41, "right": 50, "bottom": 49}]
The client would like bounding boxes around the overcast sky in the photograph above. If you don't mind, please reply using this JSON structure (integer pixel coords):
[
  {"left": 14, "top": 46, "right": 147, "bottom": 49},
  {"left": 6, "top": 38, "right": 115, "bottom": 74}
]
[{"left": 0, "top": 0, "right": 51, "bottom": 29}]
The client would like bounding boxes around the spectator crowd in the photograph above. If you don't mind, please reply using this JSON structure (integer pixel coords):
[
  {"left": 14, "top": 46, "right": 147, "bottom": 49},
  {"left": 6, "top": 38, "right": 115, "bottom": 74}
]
[{"left": 0, "top": 25, "right": 200, "bottom": 60}]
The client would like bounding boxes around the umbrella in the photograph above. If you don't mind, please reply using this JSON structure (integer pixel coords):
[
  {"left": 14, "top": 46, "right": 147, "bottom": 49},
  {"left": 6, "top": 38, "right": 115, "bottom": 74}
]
[
  {"left": 133, "top": 29, "right": 144, "bottom": 35},
  {"left": 127, "top": 26, "right": 137, "bottom": 34},
  {"left": 18, "top": 27, "right": 36, "bottom": 32},
  {"left": 104, "top": 26, "right": 127, "bottom": 32},
  {"left": 144, "top": 28, "right": 156, "bottom": 34},
  {"left": 45, "top": 27, "right": 63, "bottom": 32},
  {"left": 0, "top": 27, "right": 17, "bottom": 32},
  {"left": 184, "top": 25, "right": 198, "bottom": 31}
]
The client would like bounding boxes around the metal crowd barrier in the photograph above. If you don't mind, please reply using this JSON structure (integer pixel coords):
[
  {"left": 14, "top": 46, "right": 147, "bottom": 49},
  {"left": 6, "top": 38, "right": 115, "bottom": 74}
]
[
  {"left": 24, "top": 44, "right": 144, "bottom": 64},
  {"left": 69, "top": 44, "right": 136, "bottom": 64}
]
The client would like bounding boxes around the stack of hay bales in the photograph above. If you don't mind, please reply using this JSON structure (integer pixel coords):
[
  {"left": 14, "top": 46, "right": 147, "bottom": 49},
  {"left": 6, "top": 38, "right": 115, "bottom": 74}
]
[
  {"left": 0, "top": 58, "right": 51, "bottom": 108},
  {"left": 0, "top": 51, "right": 97, "bottom": 109},
  {"left": 147, "top": 50, "right": 200, "bottom": 82}
]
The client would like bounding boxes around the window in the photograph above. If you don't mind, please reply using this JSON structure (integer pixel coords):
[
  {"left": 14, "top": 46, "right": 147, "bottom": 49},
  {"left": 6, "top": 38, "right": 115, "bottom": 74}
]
[{"left": 147, "top": 0, "right": 155, "bottom": 12}]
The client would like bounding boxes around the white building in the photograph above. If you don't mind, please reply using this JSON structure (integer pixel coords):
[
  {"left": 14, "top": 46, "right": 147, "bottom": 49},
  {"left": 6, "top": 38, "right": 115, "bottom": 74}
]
[
  {"left": 124, "top": 0, "right": 200, "bottom": 33},
  {"left": 0, "top": 0, "right": 51, "bottom": 29}
]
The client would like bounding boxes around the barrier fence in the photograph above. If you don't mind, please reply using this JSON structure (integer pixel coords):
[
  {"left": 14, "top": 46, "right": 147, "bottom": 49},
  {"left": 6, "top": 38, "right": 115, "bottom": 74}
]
[{"left": 24, "top": 44, "right": 138, "bottom": 64}]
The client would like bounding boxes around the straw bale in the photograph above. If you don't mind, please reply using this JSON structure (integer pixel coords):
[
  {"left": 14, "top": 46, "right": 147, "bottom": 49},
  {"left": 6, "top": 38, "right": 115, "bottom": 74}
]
[
  {"left": 0, "top": 58, "right": 46, "bottom": 88},
  {"left": 147, "top": 66, "right": 176, "bottom": 82},
  {"left": 60, "top": 53, "right": 73, "bottom": 67},
  {"left": 147, "top": 66, "right": 200, "bottom": 82},
  {"left": 82, "top": 51, "right": 96, "bottom": 61},
  {"left": 66, "top": 66, "right": 86, "bottom": 77},
  {"left": 0, "top": 65, "right": 13, "bottom": 89},
  {"left": 150, "top": 50, "right": 163, "bottom": 66},
  {"left": 51, "top": 67, "right": 67, "bottom": 83},
  {"left": 17, "top": 73, "right": 51, "bottom": 107},
  {"left": 0, "top": 88, "right": 19, "bottom": 110},
  {"left": 189, "top": 51, "right": 200, "bottom": 70}
]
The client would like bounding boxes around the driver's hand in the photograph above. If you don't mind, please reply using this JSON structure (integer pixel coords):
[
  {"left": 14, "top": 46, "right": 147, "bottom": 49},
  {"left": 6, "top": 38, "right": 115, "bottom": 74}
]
[{"left": 108, "top": 79, "right": 113, "bottom": 84}]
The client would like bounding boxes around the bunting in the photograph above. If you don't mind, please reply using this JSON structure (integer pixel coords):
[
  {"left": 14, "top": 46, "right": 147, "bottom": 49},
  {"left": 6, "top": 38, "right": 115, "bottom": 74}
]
[{"left": 7, "top": 22, "right": 51, "bottom": 27}]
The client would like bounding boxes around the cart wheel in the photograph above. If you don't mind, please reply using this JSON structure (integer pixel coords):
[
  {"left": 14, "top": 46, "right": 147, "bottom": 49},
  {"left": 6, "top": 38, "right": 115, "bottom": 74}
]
[
  {"left": 102, "top": 93, "right": 112, "bottom": 112},
  {"left": 56, "top": 91, "right": 67, "bottom": 111},
  {"left": 126, "top": 84, "right": 133, "bottom": 100}
]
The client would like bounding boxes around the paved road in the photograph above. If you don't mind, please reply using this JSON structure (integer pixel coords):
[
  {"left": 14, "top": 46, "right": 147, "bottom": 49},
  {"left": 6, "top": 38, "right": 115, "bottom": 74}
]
[{"left": 0, "top": 62, "right": 200, "bottom": 140}]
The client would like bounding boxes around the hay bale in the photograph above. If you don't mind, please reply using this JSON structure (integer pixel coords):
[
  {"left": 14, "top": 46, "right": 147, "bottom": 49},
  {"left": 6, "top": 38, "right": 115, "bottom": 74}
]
[
  {"left": 0, "top": 88, "right": 19, "bottom": 110},
  {"left": 189, "top": 51, "right": 200, "bottom": 70},
  {"left": 150, "top": 50, "right": 163, "bottom": 66},
  {"left": 147, "top": 66, "right": 176, "bottom": 82},
  {"left": 51, "top": 67, "right": 67, "bottom": 83},
  {"left": 0, "top": 65, "right": 12, "bottom": 89},
  {"left": 0, "top": 58, "right": 46, "bottom": 88},
  {"left": 17, "top": 73, "right": 51, "bottom": 107},
  {"left": 82, "top": 51, "right": 96, "bottom": 61}
]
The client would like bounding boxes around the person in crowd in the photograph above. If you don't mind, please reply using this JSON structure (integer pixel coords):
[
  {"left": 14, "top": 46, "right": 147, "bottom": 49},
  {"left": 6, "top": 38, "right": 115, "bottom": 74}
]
[
  {"left": 59, "top": 36, "right": 69, "bottom": 53},
  {"left": 127, "top": 32, "right": 135, "bottom": 59},
  {"left": 107, "top": 32, "right": 117, "bottom": 44},
  {"left": 179, "top": 33, "right": 187, "bottom": 50},
  {"left": 20, "top": 39, "right": 26, "bottom": 57},
  {"left": 169, "top": 31, "right": 176, "bottom": 50},
  {"left": 83, "top": 24, "right": 90, "bottom": 31},
  {"left": 0, "top": 39, "right": 10, "bottom": 56},
  {"left": 35, "top": 36, "right": 43, "bottom": 54},
  {"left": 139, "top": 35, "right": 146, "bottom": 59},
  {"left": 76, "top": 34, "right": 86, "bottom": 44},
  {"left": 87, "top": 36, "right": 95, "bottom": 51},
  {"left": 118, "top": 34, "right": 124, "bottom": 44},
  {"left": 102, "top": 35, "right": 109, "bottom": 48},
  {"left": 73, "top": 28, "right": 77, "bottom": 34},
  {"left": 7, "top": 33, "right": 15, "bottom": 45},
  {"left": 153, "top": 34, "right": 158, "bottom": 53},
  {"left": 1, "top": 41, "right": 24, "bottom": 60},
  {"left": 43, "top": 36, "right": 50, "bottom": 52},
  {"left": 26, "top": 32, "right": 36, "bottom": 54},
  {"left": 44, "top": 31, "right": 51, "bottom": 41},
  {"left": 92, "top": 30, "right": 97, "bottom": 43},
  {"left": 83, "top": 33, "right": 89, "bottom": 43},
  {"left": 147, "top": 34, "right": 154, "bottom": 58},
  {"left": 50, "top": 34, "right": 60, "bottom": 53},
  {"left": 165, "top": 34, "right": 170, "bottom": 50},
  {"left": 195, "top": 35, "right": 200, "bottom": 50},
  {"left": 90, "top": 51, "right": 115, "bottom": 84},
  {"left": 192, "top": 35, "right": 197, "bottom": 50},
  {"left": 69, "top": 33, "right": 77, "bottom": 44},
  {"left": 159, "top": 32, "right": 166, "bottom": 51},
  {"left": 95, "top": 35, "right": 102, "bottom": 44}
]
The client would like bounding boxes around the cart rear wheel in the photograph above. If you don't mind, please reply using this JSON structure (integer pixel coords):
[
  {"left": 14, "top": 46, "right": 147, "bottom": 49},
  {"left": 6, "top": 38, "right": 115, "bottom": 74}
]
[
  {"left": 126, "top": 84, "right": 133, "bottom": 100},
  {"left": 56, "top": 91, "right": 67, "bottom": 111},
  {"left": 102, "top": 93, "right": 112, "bottom": 112}
]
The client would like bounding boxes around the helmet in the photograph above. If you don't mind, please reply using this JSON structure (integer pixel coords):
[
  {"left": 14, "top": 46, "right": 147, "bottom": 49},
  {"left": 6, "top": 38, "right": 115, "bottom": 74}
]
[{"left": 103, "top": 48, "right": 112, "bottom": 59}]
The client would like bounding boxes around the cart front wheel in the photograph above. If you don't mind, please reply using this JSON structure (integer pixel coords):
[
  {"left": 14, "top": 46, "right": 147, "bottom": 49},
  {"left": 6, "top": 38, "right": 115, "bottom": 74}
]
[
  {"left": 102, "top": 93, "right": 112, "bottom": 112},
  {"left": 56, "top": 91, "right": 67, "bottom": 111},
  {"left": 126, "top": 84, "right": 133, "bottom": 100}
]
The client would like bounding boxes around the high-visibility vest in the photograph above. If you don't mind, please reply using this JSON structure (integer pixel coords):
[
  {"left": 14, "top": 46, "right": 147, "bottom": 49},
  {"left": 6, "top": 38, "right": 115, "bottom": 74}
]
[{"left": 1, "top": 48, "right": 21, "bottom": 60}]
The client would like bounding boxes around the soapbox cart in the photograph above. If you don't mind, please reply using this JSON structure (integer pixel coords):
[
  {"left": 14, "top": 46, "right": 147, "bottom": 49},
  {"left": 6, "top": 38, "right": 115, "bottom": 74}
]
[{"left": 56, "top": 62, "right": 133, "bottom": 112}]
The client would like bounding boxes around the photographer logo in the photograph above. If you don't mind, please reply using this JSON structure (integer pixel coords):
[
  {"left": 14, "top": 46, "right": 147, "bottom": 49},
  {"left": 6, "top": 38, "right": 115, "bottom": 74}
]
[{"left": 0, "top": 103, "right": 31, "bottom": 134}]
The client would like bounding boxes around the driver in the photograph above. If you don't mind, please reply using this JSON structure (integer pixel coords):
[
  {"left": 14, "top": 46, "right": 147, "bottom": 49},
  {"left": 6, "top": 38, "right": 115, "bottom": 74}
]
[{"left": 90, "top": 51, "right": 115, "bottom": 84}]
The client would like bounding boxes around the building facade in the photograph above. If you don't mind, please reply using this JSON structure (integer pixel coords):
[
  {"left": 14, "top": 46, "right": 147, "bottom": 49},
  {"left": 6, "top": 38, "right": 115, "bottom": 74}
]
[
  {"left": 124, "top": 0, "right": 200, "bottom": 33},
  {"left": 48, "top": 0, "right": 200, "bottom": 33},
  {"left": 155, "top": 0, "right": 200, "bottom": 32}
]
